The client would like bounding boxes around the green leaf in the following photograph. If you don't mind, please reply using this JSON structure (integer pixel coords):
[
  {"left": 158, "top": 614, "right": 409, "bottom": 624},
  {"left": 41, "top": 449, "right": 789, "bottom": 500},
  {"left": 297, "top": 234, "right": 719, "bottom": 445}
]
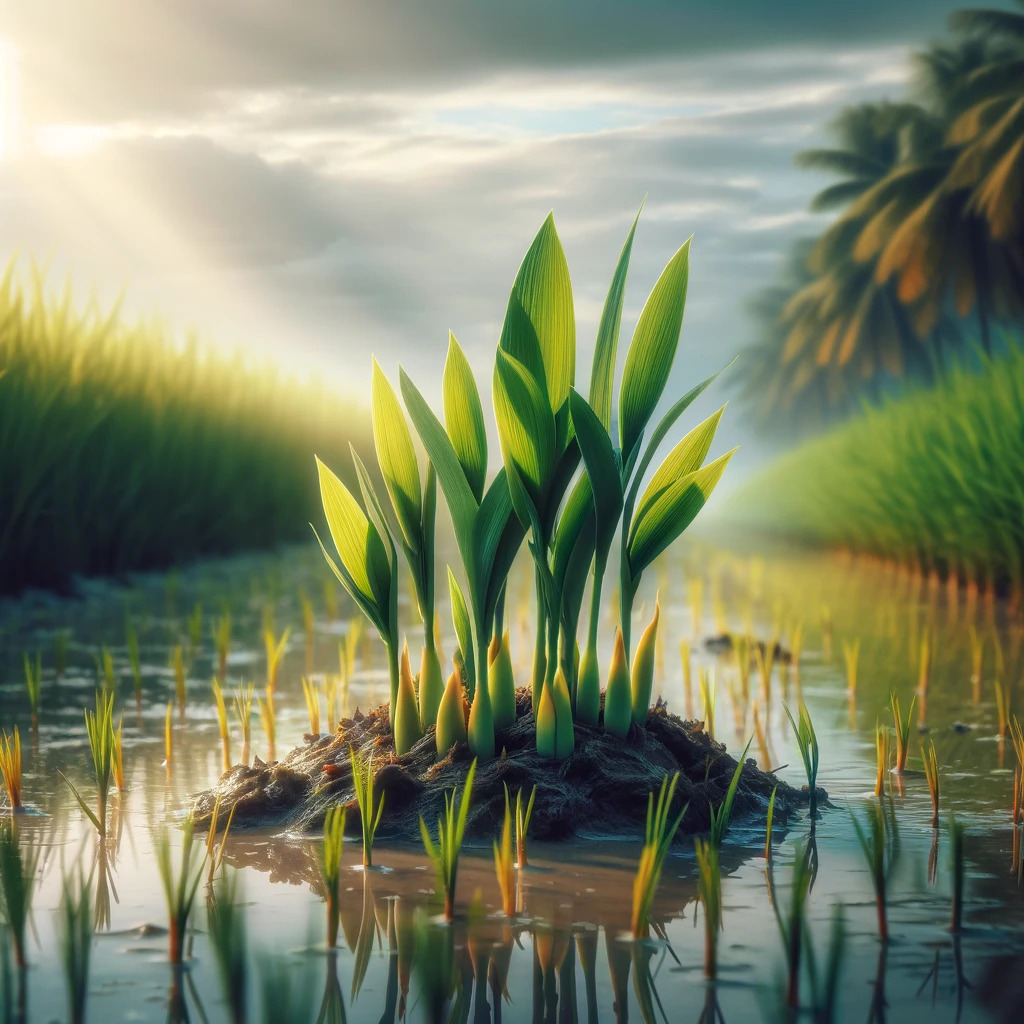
[
  {"left": 311, "top": 525, "right": 387, "bottom": 636},
  {"left": 634, "top": 406, "right": 725, "bottom": 526},
  {"left": 568, "top": 389, "right": 623, "bottom": 557},
  {"left": 372, "top": 359, "right": 422, "bottom": 550},
  {"left": 400, "top": 368, "right": 479, "bottom": 581},
  {"left": 619, "top": 237, "right": 692, "bottom": 462},
  {"left": 590, "top": 205, "right": 641, "bottom": 430},
  {"left": 628, "top": 448, "right": 735, "bottom": 579},
  {"left": 552, "top": 473, "right": 594, "bottom": 594},
  {"left": 316, "top": 456, "right": 391, "bottom": 611},
  {"left": 443, "top": 333, "right": 488, "bottom": 502},
  {"left": 493, "top": 349, "right": 555, "bottom": 503},
  {"left": 448, "top": 567, "right": 475, "bottom": 689},
  {"left": 499, "top": 212, "right": 575, "bottom": 415},
  {"left": 473, "top": 471, "right": 525, "bottom": 625}
]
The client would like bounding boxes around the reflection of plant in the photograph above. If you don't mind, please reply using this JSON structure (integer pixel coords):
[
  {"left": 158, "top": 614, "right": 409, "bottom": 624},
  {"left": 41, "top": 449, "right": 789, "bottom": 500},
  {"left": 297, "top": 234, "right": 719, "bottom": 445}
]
[
  {"left": 874, "top": 720, "right": 890, "bottom": 796},
  {"left": 694, "top": 837, "right": 722, "bottom": 978},
  {"left": 58, "top": 868, "right": 94, "bottom": 1024},
  {"left": 155, "top": 816, "right": 206, "bottom": 964},
  {"left": 0, "top": 821, "right": 37, "bottom": 967},
  {"left": 773, "top": 842, "right": 814, "bottom": 1007},
  {"left": 631, "top": 772, "right": 687, "bottom": 938},
  {"left": 209, "top": 869, "right": 247, "bottom": 1024},
  {"left": 319, "top": 807, "right": 346, "bottom": 948},
  {"left": 851, "top": 801, "right": 897, "bottom": 943},
  {"left": 950, "top": 813, "right": 965, "bottom": 933},
  {"left": 420, "top": 759, "right": 477, "bottom": 920}
]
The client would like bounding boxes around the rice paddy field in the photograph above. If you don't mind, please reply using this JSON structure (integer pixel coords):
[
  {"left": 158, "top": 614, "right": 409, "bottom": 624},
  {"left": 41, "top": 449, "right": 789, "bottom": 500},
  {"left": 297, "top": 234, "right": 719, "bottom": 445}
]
[{"left": 1, "top": 537, "right": 1023, "bottom": 1024}]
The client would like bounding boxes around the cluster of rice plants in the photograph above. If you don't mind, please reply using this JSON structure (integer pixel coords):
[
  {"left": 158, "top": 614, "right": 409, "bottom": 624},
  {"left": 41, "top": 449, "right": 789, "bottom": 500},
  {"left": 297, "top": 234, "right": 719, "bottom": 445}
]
[
  {"left": 60, "top": 692, "right": 117, "bottom": 835},
  {"left": 420, "top": 760, "right": 476, "bottom": 920},
  {"left": 315, "top": 210, "right": 733, "bottom": 762},
  {"left": 0, "top": 730, "right": 21, "bottom": 811},
  {"left": 155, "top": 816, "right": 206, "bottom": 964},
  {"left": 351, "top": 748, "right": 384, "bottom": 868},
  {"left": 0, "top": 258, "right": 370, "bottom": 592},
  {"left": 631, "top": 773, "right": 687, "bottom": 938},
  {"left": 727, "top": 344, "right": 1024, "bottom": 594}
]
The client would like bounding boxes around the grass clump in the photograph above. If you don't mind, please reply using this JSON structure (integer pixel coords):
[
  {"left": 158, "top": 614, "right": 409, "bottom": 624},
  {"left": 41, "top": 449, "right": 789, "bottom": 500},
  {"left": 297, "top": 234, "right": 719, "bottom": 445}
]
[
  {"left": 420, "top": 759, "right": 476, "bottom": 920},
  {"left": 890, "top": 693, "right": 915, "bottom": 774},
  {"left": 631, "top": 772, "right": 687, "bottom": 938},
  {"left": 784, "top": 702, "right": 819, "bottom": 819},
  {"left": 0, "top": 730, "right": 22, "bottom": 810},
  {"left": 0, "top": 259, "right": 371, "bottom": 593}
]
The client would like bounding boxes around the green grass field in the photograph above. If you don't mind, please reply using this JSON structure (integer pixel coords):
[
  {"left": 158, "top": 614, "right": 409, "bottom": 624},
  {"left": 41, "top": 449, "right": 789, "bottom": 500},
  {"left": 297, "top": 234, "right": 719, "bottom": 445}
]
[
  {"left": 0, "top": 261, "right": 369, "bottom": 592},
  {"left": 729, "top": 343, "right": 1024, "bottom": 593}
]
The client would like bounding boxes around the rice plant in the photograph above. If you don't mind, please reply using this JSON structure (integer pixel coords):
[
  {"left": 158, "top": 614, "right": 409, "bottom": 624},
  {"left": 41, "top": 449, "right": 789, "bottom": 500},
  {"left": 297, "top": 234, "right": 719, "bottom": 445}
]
[
  {"left": 755, "top": 641, "right": 775, "bottom": 703},
  {"left": 631, "top": 772, "right": 687, "bottom": 938},
  {"left": 921, "top": 740, "right": 940, "bottom": 828},
  {"left": 774, "top": 842, "right": 814, "bottom": 1008},
  {"left": 61, "top": 691, "right": 116, "bottom": 835},
  {"left": 324, "top": 580, "right": 339, "bottom": 621},
  {"left": 764, "top": 785, "right": 777, "bottom": 862},
  {"left": 784, "top": 702, "right": 819, "bottom": 819},
  {"left": 264, "top": 626, "right": 291, "bottom": 696},
  {"left": 155, "top": 815, "right": 206, "bottom": 964},
  {"left": 303, "top": 677, "right": 321, "bottom": 737},
  {"left": 494, "top": 786, "right": 516, "bottom": 917},
  {"left": 324, "top": 673, "right": 340, "bottom": 735},
  {"left": 420, "top": 759, "right": 477, "bottom": 920},
  {"left": 350, "top": 747, "right": 384, "bottom": 868},
  {"left": 213, "top": 612, "right": 231, "bottom": 680},
  {"left": 0, "top": 730, "right": 21, "bottom": 810},
  {"left": 890, "top": 693, "right": 916, "bottom": 774},
  {"left": 851, "top": 801, "right": 896, "bottom": 943},
  {"left": 171, "top": 645, "right": 186, "bottom": 713},
  {"left": 874, "top": 721, "right": 890, "bottom": 797},
  {"left": 96, "top": 648, "right": 115, "bottom": 693},
  {"left": 0, "top": 821, "right": 36, "bottom": 967},
  {"left": 54, "top": 630, "right": 70, "bottom": 679},
  {"left": 515, "top": 784, "right": 536, "bottom": 868},
  {"left": 708, "top": 743, "right": 749, "bottom": 847},
  {"left": 842, "top": 640, "right": 859, "bottom": 694},
  {"left": 257, "top": 693, "right": 276, "bottom": 762},
  {"left": 301, "top": 589, "right": 316, "bottom": 673},
  {"left": 125, "top": 621, "right": 142, "bottom": 704},
  {"left": 694, "top": 837, "right": 722, "bottom": 978},
  {"left": 233, "top": 682, "right": 254, "bottom": 766},
  {"left": 204, "top": 793, "right": 237, "bottom": 884},
  {"left": 315, "top": 211, "right": 734, "bottom": 762},
  {"left": 208, "top": 869, "right": 247, "bottom": 1024},
  {"left": 319, "top": 807, "right": 347, "bottom": 946},
  {"left": 58, "top": 869, "right": 94, "bottom": 1024},
  {"left": 700, "top": 668, "right": 716, "bottom": 741},
  {"left": 22, "top": 653, "right": 41, "bottom": 725},
  {"left": 949, "top": 813, "right": 965, "bottom": 933},
  {"left": 212, "top": 677, "right": 231, "bottom": 770}
]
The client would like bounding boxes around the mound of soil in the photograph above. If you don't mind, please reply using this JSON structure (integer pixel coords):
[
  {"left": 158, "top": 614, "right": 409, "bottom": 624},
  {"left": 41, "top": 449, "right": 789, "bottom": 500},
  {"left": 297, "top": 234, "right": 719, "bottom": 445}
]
[{"left": 190, "top": 689, "right": 822, "bottom": 843}]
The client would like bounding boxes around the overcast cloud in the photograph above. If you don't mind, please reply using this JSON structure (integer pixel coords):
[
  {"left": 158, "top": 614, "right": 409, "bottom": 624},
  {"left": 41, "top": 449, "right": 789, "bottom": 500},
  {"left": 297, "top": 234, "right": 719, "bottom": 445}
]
[{"left": 0, "top": 0, "right": 986, "bottom": 461}]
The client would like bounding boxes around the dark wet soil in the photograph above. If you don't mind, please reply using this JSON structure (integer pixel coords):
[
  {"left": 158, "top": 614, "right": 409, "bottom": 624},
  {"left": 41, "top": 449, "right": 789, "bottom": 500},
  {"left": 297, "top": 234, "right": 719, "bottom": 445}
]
[{"left": 191, "top": 688, "right": 821, "bottom": 842}]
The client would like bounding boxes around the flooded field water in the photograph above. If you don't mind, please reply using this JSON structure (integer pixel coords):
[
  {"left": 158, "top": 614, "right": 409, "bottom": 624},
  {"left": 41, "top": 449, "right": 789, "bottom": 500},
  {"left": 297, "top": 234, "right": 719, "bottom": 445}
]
[{"left": 1, "top": 540, "right": 1023, "bottom": 1023}]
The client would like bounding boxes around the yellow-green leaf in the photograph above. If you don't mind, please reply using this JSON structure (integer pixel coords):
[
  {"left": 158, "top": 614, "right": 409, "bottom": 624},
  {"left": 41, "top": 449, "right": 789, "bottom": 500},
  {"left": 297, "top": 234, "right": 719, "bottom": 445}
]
[
  {"left": 372, "top": 359, "right": 421, "bottom": 550},
  {"left": 443, "top": 332, "right": 487, "bottom": 502},
  {"left": 493, "top": 349, "right": 555, "bottom": 497}
]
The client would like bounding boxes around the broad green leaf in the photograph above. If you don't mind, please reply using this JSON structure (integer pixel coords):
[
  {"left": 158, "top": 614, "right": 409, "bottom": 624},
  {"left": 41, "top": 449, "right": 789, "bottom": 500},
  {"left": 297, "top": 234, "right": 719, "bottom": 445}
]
[
  {"left": 619, "top": 237, "right": 692, "bottom": 462},
  {"left": 499, "top": 212, "right": 575, "bottom": 415},
  {"left": 473, "top": 471, "right": 525, "bottom": 623},
  {"left": 589, "top": 206, "right": 641, "bottom": 430},
  {"left": 316, "top": 456, "right": 390, "bottom": 610},
  {"left": 568, "top": 389, "right": 623, "bottom": 557},
  {"left": 372, "top": 359, "right": 422, "bottom": 550},
  {"left": 311, "top": 525, "right": 386, "bottom": 636},
  {"left": 628, "top": 448, "right": 736, "bottom": 578},
  {"left": 635, "top": 406, "right": 725, "bottom": 526},
  {"left": 493, "top": 349, "right": 555, "bottom": 498},
  {"left": 448, "top": 567, "right": 475, "bottom": 688},
  {"left": 443, "top": 333, "right": 487, "bottom": 502},
  {"left": 552, "top": 472, "right": 594, "bottom": 595},
  {"left": 400, "top": 368, "right": 479, "bottom": 581}
]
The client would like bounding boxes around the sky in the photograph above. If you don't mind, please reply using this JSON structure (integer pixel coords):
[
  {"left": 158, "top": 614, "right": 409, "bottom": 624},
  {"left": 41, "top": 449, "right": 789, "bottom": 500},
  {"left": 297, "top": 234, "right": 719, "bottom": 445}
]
[{"left": 0, "top": 0, "right": 980, "bottom": 461}]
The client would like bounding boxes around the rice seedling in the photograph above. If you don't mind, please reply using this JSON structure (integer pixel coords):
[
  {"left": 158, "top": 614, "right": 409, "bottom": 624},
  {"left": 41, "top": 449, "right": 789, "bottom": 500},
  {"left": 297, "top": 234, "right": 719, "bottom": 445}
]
[
  {"left": 709, "top": 744, "right": 749, "bottom": 848},
  {"left": 515, "top": 784, "right": 536, "bottom": 868},
  {"left": 212, "top": 677, "right": 231, "bottom": 770},
  {"left": 753, "top": 701, "right": 770, "bottom": 767},
  {"left": 204, "top": 793, "right": 237, "bottom": 884},
  {"left": 208, "top": 869, "right": 247, "bottom": 1024},
  {"left": 0, "top": 821, "right": 36, "bottom": 967},
  {"left": 631, "top": 772, "right": 687, "bottom": 938},
  {"left": 164, "top": 702, "right": 173, "bottom": 772},
  {"left": 112, "top": 714, "right": 124, "bottom": 791},
  {"left": 61, "top": 691, "right": 116, "bottom": 835},
  {"left": 0, "top": 731, "right": 21, "bottom": 810},
  {"left": 155, "top": 815, "right": 206, "bottom": 963},
  {"left": 494, "top": 786, "right": 516, "bottom": 917},
  {"left": 420, "top": 759, "right": 477, "bottom": 920},
  {"left": 754, "top": 641, "right": 775, "bottom": 703},
  {"left": 394, "top": 641, "right": 423, "bottom": 756},
  {"left": 995, "top": 680, "right": 1012, "bottom": 742},
  {"left": 302, "top": 677, "right": 321, "bottom": 737},
  {"left": 234, "top": 682, "right": 254, "bottom": 765},
  {"left": 949, "top": 813, "right": 965, "bottom": 933},
  {"left": 773, "top": 842, "right": 814, "bottom": 1008},
  {"left": 213, "top": 612, "right": 231, "bottom": 680},
  {"left": 680, "top": 640, "right": 693, "bottom": 716},
  {"left": 171, "top": 645, "right": 186, "bottom": 713},
  {"left": 319, "top": 807, "right": 347, "bottom": 947},
  {"left": 918, "top": 631, "right": 932, "bottom": 695},
  {"left": 890, "top": 693, "right": 916, "bottom": 773},
  {"left": 351, "top": 747, "right": 384, "bottom": 868},
  {"left": 264, "top": 626, "right": 290, "bottom": 697},
  {"left": 783, "top": 702, "right": 819, "bottom": 819},
  {"left": 764, "top": 785, "right": 777, "bottom": 861},
  {"left": 694, "top": 837, "right": 723, "bottom": 978},
  {"left": 324, "top": 579, "right": 339, "bottom": 621},
  {"left": 54, "top": 630, "right": 70, "bottom": 679},
  {"left": 842, "top": 639, "right": 859, "bottom": 694},
  {"left": 851, "top": 801, "right": 896, "bottom": 943},
  {"left": 789, "top": 621, "right": 804, "bottom": 672},
  {"left": 734, "top": 635, "right": 751, "bottom": 701},
  {"left": 301, "top": 589, "right": 316, "bottom": 672},
  {"left": 125, "top": 621, "right": 142, "bottom": 703},
  {"left": 187, "top": 603, "right": 203, "bottom": 653},
  {"left": 874, "top": 721, "right": 890, "bottom": 797},
  {"left": 257, "top": 693, "right": 276, "bottom": 762},
  {"left": 921, "top": 740, "right": 940, "bottom": 828},
  {"left": 58, "top": 869, "right": 94, "bottom": 1024},
  {"left": 688, "top": 578, "right": 703, "bottom": 635},
  {"left": 700, "top": 668, "right": 716, "bottom": 741},
  {"left": 22, "top": 653, "right": 41, "bottom": 725},
  {"left": 316, "top": 211, "right": 733, "bottom": 761}
]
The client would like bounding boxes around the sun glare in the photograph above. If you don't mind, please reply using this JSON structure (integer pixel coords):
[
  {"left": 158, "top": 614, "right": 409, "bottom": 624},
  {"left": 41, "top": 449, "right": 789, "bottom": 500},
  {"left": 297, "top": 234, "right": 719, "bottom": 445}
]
[{"left": 0, "top": 37, "right": 20, "bottom": 161}]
